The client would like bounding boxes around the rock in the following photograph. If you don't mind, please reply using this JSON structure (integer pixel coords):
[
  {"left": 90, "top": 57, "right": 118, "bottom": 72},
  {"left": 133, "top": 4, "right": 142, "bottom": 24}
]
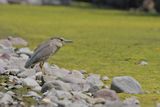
[
  {"left": 102, "top": 76, "right": 109, "bottom": 81},
  {"left": 93, "top": 104, "right": 105, "bottom": 107},
  {"left": 0, "top": 92, "right": 13, "bottom": 105},
  {"left": 22, "top": 77, "right": 41, "bottom": 91},
  {"left": 41, "top": 80, "right": 72, "bottom": 93},
  {"left": 6, "top": 56, "right": 27, "bottom": 70},
  {"left": 23, "top": 91, "right": 41, "bottom": 99},
  {"left": 157, "top": 103, "right": 160, "bottom": 107},
  {"left": 68, "top": 100, "right": 89, "bottom": 107},
  {"left": 41, "top": 97, "right": 58, "bottom": 107},
  {"left": 7, "top": 68, "right": 21, "bottom": 75},
  {"left": 0, "top": 59, "right": 7, "bottom": 74},
  {"left": 88, "top": 86, "right": 100, "bottom": 94},
  {"left": 9, "top": 75, "right": 22, "bottom": 85},
  {"left": 138, "top": 60, "right": 148, "bottom": 66},
  {"left": 71, "top": 83, "right": 90, "bottom": 92},
  {"left": 0, "top": 39, "right": 12, "bottom": 47},
  {"left": 17, "top": 69, "right": 36, "bottom": 78},
  {"left": 61, "top": 75, "right": 86, "bottom": 84},
  {"left": 70, "top": 70, "right": 84, "bottom": 79},
  {"left": 45, "top": 67, "right": 70, "bottom": 78},
  {"left": 105, "top": 101, "right": 123, "bottom": 107},
  {"left": 55, "top": 90, "right": 72, "bottom": 99},
  {"left": 111, "top": 76, "right": 143, "bottom": 94},
  {"left": 16, "top": 47, "right": 32, "bottom": 59},
  {"left": 0, "top": 53, "right": 10, "bottom": 60},
  {"left": 86, "top": 74, "right": 104, "bottom": 88},
  {"left": 92, "top": 98, "right": 106, "bottom": 105},
  {"left": 0, "top": 66, "right": 6, "bottom": 75},
  {"left": 17, "top": 47, "right": 33, "bottom": 54},
  {"left": 93, "top": 89, "right": 119, "bottom": 101},
  {"left": 56, "top": 99, "right": 72, "bottom": 107},
  {"left": 43, "top": 75, "right": 57, "bottom": 83},
  {"left": 7, "top": 36, "right": 28, "bottom": 46},
  {"left": 123, "top": 97, "right": 140, "bottom": 107},
  {"left": 71, "top": 92, "right": 94, "bottom": 104}
]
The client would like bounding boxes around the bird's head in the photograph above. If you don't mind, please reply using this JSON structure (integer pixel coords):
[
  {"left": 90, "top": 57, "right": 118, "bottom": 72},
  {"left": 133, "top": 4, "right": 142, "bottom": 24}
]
[{"left": 50, "top": 37, "right": 72, "bottom": 48}]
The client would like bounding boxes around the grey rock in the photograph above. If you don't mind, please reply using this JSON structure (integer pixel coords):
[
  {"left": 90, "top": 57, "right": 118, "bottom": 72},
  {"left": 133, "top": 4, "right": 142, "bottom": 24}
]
[
  {"left": 0, "top": 39, "right": 12, "bottom": 47},
  {"left": 93, "top": 98, "right": 106, "bottom": 104},
  {"left": 7, "top": 68, "right": 21, "bottom": 75},
  {"left": 111, "top": 76, "right": 143, "bottom": 94},
  {"left": 93, "top": 104, "right": 105, "bottom": 107},
  {"left": 41, "top": 80, "right": 72, "bottom": 93},
  {"left": 55, "top": 90, "right": 72, "bottom": 99},
  {"left": 86, "top": 74, "right": 104, "bottom": 88},
  {"left": 61, "top": 76, "right": 86, "bottom": 84},
  {"left": 0, "top": 59, "right": 7, "bottom": 74},
  {"left": 17, "top": 47, "right": 33, "bottom": 54},
  {"left": 68, "top": 100, "right": 89, "bottom": 107},
  {"left": 6, "top": 56, "right": 27, "bottom": 70},
  {"left": 123, "top": 97, "right": 140, "bottom": 107},
  {"left": 56, "top": 99, "right": 72, "bottom": 107},
  {"left": 93, "top": 89, "right": 119, "bottom": 101},
  {"left": 71, "top": 83, "right": 90, "bottom": 92},
  {"left": 7, "top": 36, "right": 28, "bottom": 46},
  {"left": 45, "top": 66, "right": 70, "bottom": 78},
  {"left": 22, "top": 77, "right": 41, "bottom": 91},
  {"left": 88, "top": 86, "right": 100, "bottom": 94},
  {"left": 0, "top": 66, "right": 6, "bottom": 75},
  {"left": 0, "top": 53, "right": 10, "bottom": 60},
  {"left": 0, "top": 93, "right": 13, "bottom": 105},
  {"left": 70, "top": 70, "right": 84, "bottom": 79},
  {"left": 9, "top": 75, "right": 22, "bottom": 85},
  {"left": 23, "top": 91, "right": 41, "bottom": 99},
  {"left": 71, "top": 92, "right": 94, "bottom": 104},
  {"left": 105, "top": 101, "right": 124, "bottom": 107},
  {"left": 43, "top": 75, "right": 57, "bottom": 83},
  {"left": 17, "top": 69, "right": 36, "bottom": 78}
]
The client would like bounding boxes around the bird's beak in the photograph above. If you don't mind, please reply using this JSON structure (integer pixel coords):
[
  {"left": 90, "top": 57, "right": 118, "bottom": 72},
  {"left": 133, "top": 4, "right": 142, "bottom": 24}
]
[{"left": 64, "top": 39, "right": 73, "bottom": 43}]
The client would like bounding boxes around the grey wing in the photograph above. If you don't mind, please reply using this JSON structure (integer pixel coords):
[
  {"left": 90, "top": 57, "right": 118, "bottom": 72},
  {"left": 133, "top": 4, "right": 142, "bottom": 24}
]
[
  {"left": 34, "top": 39, "right": 52, "bottom": 54},
  {"left": 25, "top": 43, "right": 58, "bottom": 68}
]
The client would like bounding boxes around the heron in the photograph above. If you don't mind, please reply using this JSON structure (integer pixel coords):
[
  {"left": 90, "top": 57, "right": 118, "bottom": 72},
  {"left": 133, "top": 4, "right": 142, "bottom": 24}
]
[{"left": 24, "top": 37, "right": 72, "bottom": 75}]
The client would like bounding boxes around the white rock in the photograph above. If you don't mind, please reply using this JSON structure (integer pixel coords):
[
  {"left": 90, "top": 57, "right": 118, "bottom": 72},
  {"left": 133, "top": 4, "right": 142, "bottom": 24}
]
[
  {"left": 102, "top": 76, "right": 109, "bottom": 81},
  {"left": 23, "top": 91, "right": 41, "bottom": 99},
  {"left": 0, "top": 93, "right": 13, "bottom": 105},
  {"left": 86, "top": 74, "right": 104, "bottom": 88},
  {"left": 22, "top": 77, "right": 41, "bottom": 91}
]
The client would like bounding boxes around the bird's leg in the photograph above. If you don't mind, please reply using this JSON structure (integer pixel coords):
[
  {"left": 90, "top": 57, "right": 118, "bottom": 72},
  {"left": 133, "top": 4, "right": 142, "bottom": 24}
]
[
  {"left": 39, "top": 62, "right": 45, "bottom": 86},
  {"left": 39, "top": 62, "right": 46, "bottom": 75}
]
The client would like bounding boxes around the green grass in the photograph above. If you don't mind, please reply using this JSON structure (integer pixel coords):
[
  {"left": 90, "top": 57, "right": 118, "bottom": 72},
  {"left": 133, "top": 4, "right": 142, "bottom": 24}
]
[{"left": 0, "top": 4, "right": 160, "bottom": 107}]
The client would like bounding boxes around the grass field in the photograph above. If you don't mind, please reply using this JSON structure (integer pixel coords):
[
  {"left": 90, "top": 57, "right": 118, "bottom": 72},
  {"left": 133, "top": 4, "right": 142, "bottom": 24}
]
[{"left": 0, "top": 4, "right": 160, "bottom": 107}]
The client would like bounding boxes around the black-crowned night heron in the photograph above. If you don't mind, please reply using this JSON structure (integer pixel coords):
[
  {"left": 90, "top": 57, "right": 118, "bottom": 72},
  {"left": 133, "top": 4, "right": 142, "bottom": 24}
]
[{"left": 24, "top": 37, "right": 72, "bottom": 75}]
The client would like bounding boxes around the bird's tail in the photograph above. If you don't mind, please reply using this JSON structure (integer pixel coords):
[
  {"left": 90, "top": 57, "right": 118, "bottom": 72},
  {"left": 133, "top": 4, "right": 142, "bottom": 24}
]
[{"left": 24, "top": 58, "right": 35, "bottom": 68}]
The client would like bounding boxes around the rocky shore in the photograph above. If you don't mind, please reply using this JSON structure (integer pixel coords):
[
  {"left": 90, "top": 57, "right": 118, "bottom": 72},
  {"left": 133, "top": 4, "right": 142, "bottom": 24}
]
[{"left": 0, "top": 36, "right": 145, "bottom": 107}]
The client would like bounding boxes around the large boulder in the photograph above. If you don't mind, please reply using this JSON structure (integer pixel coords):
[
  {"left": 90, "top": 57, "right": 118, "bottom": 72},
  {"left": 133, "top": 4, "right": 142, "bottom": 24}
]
[{"left": 111, "top": 76, "right": 143, "bottom": 94}]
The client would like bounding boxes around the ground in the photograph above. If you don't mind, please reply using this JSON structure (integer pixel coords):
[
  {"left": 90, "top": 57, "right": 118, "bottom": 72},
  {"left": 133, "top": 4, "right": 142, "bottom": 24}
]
[{"left": 0, "top": 4, "right": 160, "bottom": 107}]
